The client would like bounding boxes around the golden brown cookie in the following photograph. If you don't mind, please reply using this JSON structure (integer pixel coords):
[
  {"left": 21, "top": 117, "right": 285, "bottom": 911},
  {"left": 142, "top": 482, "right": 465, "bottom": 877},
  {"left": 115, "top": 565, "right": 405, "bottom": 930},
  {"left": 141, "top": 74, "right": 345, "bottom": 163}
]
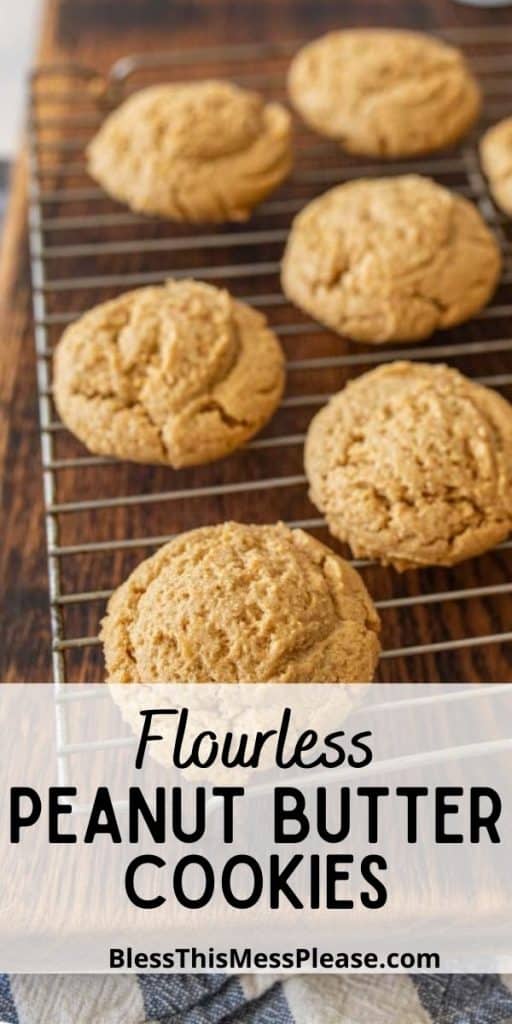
[
  {"left": 53, "top": 279, "right": 285, "bottom": 468},
  {"left": 288, "top": 29, "right": 480, "bottom": 157},
  {"left": 305, "top": 362, "right": 512, "bottom": 571},
  {"left": 480, "top": 116, "right": 512, "bottom": 215},
  {"left": 101, "top": 522, "right": 381, "bottom": 682},
  {"left": 87, "top": 80, "right": 293, "bottom": 222},
  {"left": 281, "top": 175, "right": 501, "bottom": 345}
]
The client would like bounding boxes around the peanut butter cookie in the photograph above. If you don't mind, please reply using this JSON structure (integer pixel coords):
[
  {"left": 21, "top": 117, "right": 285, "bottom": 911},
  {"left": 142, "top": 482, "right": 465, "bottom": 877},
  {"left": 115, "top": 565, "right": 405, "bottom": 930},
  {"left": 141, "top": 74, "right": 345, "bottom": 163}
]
[
  {"left": 305, "top": 362, "right": 512, "bottom": 570},
  {"left": 53, "top": 279, "right": 285, "bottom": 468},
  {"left": 87, "top": 80, "right": 293, "bottom": 222},
  {"left": 101, "top": 522, "right": 381, "bottom": 682},
  {"left": 288, "top": 29, "right": 480, "bottom": 157},
  {"left": 281, "top": 175, "right": 500, "bottom": 345},
  {"left": 480, "top": 116, "right": 512, "bottom": 215}
]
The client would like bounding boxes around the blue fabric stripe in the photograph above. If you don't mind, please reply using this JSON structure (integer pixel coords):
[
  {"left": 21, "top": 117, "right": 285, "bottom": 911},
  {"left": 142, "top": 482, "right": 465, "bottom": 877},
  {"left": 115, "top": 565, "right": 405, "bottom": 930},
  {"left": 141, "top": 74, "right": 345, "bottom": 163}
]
[
  {"left": 413, "top": 974, "right": 512, "bottom": 1023},
  {"left": 138, "top": 973, "right": 228, "bottom": 1019},
  {"left": 173, "top": 976, "right": 246, "bottom": 1023},
  {"left": 224, "top": 982, "right": 293, "bottom": 1024},
  {"left": 0, "top": 974, "right": 18, "bottom": 1024}
]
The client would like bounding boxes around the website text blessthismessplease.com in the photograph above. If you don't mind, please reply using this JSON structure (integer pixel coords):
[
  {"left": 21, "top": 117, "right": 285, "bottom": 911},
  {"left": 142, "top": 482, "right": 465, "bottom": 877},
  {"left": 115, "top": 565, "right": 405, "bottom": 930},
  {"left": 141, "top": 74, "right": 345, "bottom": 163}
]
[{"left": 109, "top": 946, "right": 442, "bottom": 972}]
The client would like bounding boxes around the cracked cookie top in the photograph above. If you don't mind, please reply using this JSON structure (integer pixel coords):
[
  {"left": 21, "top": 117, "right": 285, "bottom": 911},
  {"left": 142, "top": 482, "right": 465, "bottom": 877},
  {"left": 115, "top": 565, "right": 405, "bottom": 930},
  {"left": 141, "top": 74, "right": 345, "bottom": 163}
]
[
  {"left": 101, "top": 522, "right": 381, "bottom": 682},
  {"left": 305, "top": 362, "right": 512, "bottom": 571},
  {"left": 53, "top": 279, "right": 285, "bottom": 468},
  {"left": 87, "top": 80, "right": 293, "bottom": 222},
  {"left": 288, "top": 29, "right": 480, "bottom": 157},
  {"left": 281, "top": 175, "right": 501, "bottom": 345},
  {"left": 480, "top": 116, "right": 512, "bottom": 216}
]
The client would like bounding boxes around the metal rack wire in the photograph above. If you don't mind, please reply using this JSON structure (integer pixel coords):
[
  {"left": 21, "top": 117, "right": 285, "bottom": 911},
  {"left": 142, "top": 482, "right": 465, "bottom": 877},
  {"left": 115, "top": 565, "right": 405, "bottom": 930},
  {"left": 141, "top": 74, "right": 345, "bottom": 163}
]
[{"left": 27, "top": 29, "right": 512, "bottom": 686}]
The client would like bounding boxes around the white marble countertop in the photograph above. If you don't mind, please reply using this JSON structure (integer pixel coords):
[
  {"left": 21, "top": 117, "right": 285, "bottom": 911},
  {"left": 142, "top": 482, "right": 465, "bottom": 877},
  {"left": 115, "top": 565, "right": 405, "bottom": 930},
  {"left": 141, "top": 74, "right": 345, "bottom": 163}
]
[{"left": 0, "top": 2, "right": 41, "bottom": 160}]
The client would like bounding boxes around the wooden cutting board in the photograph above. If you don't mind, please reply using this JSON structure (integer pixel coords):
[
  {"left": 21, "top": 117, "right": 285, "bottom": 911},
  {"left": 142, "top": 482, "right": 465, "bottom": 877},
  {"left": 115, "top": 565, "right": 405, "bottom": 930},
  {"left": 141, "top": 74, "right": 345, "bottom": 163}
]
[{"left": 1, "top": 0, "right": 512, "bottom": 682}]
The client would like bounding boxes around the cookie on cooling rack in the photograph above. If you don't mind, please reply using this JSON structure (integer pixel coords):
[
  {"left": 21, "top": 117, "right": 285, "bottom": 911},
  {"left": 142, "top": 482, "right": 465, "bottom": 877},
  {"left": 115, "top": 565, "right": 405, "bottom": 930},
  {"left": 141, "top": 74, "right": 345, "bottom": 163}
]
[
  {"left": 101, "top": 522, "right": 381, "bottom": 683},
  {"left": 53, "top": 279, "right": 285, "bottom": 468},
  {"left": 281, "top": 175, "right": 501, "bottom": 345},
  {"left": 480, "top": 116, "right": 512, "bottom": 215},
  {"left": 288, "top": 28, "right": 480, "bottom": 157},
  {"left": 305, "top": 362, "right": 512, "bottom": 572},
  {"left": 87, "top": 79, "right": 293, "bottom": 222}
]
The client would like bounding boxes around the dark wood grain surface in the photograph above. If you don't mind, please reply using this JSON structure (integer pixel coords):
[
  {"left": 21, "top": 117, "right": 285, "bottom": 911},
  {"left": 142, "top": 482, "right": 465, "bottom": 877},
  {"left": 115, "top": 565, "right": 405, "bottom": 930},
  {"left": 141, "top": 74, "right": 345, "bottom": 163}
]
[{"left": 2, "top": 0, "right": 512, "bottom": 682}]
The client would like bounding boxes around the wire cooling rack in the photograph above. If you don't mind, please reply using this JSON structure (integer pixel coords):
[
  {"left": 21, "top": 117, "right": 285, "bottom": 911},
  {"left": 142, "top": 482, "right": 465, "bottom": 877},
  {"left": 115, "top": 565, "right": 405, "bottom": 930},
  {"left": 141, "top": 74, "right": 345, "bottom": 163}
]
[{"left": 27, "top": 28, "right": 512, "bottom": 685}]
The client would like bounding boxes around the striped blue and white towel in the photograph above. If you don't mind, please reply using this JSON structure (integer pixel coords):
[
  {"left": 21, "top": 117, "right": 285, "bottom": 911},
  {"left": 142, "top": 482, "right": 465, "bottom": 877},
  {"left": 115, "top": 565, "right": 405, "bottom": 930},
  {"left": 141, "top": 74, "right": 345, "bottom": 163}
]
[{"left": 2, "top": 974, "right": 512, "bottom": 1023}]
